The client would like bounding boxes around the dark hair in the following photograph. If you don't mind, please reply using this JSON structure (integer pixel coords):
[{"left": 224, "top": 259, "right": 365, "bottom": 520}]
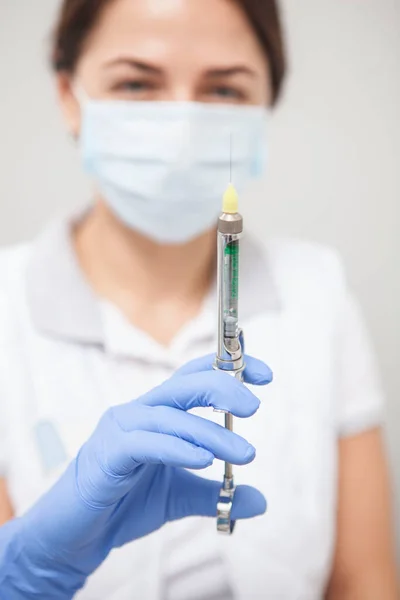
[{"left": 52, "top": 0, "right": 286, "bottom": 103}]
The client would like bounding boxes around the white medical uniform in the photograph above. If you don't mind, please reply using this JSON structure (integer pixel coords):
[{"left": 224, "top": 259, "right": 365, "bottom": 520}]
[{"left": 0, "top": 214, "right": 383, "bottom": 600}]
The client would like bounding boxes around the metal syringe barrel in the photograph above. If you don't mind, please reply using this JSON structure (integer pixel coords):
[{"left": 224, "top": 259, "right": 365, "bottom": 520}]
[{"left": 214, "top": 205, "right": 245, "bottom": 534}]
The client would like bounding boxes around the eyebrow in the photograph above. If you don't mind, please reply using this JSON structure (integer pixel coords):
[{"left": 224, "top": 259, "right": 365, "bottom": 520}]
[
  {"left": 104, "top": 58, "right": 163, "bottom": 75},
  {"left": 104, "top": 58, "right": 256, "bottom": 79},
  {"left": 205, "top": 66, "right": 257, "bottom": 79}
]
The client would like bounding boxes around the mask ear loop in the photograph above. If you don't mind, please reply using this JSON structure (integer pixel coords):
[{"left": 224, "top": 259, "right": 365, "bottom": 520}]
[
  {"left": 250, "top": 116, "right": 269, "bottom": 179},
  {"left": 230, "top": 132, "right": 233, "bottom": 183},
  {"left": 69, "top": 84, "right": 89, "bottom": 141},
  {"left": 73, "top": 84, "right": 90, "bottom": 105}
]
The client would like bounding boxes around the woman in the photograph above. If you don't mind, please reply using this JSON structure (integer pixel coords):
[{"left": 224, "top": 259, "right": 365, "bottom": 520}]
[{"left": 0, "top": 0, "right": 398, "bottom": 598}]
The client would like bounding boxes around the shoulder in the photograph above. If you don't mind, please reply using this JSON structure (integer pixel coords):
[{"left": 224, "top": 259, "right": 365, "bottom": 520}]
[
  {"left": 0, "top": 243, "right": 31, "bottom": 280},
  {"left": 0, "top": 243, "right": 32, "bottom": 314},
  {"left": 264, "top": 237, "right": 347, "bottom": 311},
  {"left": 267, "top": 236, "right": 345, "bottom": 284}
]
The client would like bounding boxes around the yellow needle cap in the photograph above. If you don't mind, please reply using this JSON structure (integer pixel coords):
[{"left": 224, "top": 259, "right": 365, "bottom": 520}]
[{"left": 222, "top": 183, "right": 239, "bottom": 214}]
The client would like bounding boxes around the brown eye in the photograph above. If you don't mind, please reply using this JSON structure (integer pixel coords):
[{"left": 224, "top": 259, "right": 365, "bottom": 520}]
[
  {"left": 118, "top": 80, "right": 154, "bottom": 92},
  {"left": 208, "top": 86, "right": 246, "bottom": 102}
]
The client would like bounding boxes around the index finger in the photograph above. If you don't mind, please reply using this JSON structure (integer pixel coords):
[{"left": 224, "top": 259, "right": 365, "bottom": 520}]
[
  {"left": 138, "top": 370, "right": 260, "bottom": 417},
  {"left": 174, "top": 353, "right": 273, "bottom": 386}
]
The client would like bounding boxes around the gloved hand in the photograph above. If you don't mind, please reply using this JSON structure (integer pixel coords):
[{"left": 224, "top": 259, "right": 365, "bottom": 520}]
[{"left": 0, "top": 353, "right": 272, "bottom": 599}]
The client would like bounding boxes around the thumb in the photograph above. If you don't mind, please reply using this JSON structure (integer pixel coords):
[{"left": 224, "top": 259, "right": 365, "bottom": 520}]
[{"left": 167, "top": 469, "right": 267, "bottom": 522}]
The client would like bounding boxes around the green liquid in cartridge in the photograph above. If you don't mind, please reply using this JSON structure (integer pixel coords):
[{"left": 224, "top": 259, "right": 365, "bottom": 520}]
[{"left": 223, "top": 241, "right": 239, "bottom": 326}]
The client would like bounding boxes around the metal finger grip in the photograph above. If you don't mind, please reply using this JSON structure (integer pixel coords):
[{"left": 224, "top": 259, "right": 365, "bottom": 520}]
[{"left": 217, "top": 475, "right": 236, "bottom": 534}]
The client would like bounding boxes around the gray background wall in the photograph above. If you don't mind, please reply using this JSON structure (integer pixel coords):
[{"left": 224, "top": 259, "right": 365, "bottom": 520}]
[{"left": 1, "top": 0, "right": 399, "bottom": 560}]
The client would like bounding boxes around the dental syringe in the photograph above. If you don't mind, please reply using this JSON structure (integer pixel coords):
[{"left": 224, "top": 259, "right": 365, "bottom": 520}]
[{"left": 214, "top": 182, "right": 245, "bottom": 535}]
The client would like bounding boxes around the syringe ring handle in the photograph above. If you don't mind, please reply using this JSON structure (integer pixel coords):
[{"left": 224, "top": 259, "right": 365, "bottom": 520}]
[
  {"left": 217, "top": 475, "right": 236, "bottom": 534},
  {"left": 238, "top": 328, "right": 245, "bottom": 355}
]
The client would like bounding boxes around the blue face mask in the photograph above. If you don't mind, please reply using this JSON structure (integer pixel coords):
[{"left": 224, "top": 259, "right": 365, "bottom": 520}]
[{"left": 79, "top": 99, "right": 268, "bottom": 244}]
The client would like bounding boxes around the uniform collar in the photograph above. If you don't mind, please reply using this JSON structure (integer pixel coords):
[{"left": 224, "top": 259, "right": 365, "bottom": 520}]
[
  {"left": 26, "top": 213, "right": 104, "bottom": 346},
  {"left": 26, "top": 212, "right": 281, "bottom": 350}
]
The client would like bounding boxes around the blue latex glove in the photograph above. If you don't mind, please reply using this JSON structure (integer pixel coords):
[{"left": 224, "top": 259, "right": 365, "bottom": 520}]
[{"left": 0, "top": 354, "right": 272, "bottom": 599}]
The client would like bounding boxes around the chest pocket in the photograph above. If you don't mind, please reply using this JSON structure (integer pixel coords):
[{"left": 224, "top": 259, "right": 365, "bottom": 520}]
[{"left": 33, "top": 420, "right": 68, "bottom": 474}]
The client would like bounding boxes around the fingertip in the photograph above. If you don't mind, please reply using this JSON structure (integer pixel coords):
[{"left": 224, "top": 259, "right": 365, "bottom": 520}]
[
  {"left": 212, "top": 379, "right": 261, "bottom": 418},
  {"left": 231, "top": 486, "right": 267, "bottom": 520},
  {"left": 237, "top": 385, "right": 261, "bottom": 417},
  {"left": 245, "top": 444, "right": 256, "bottom": 463},
  {"left": 207, "top": 370, "right": 257, "bottom": 416},
  {"left": 252, "top": 368, "right": 273, "bottom": 386},
  {"left": 243, "top": 357, "right": 273, "bottom": 386},
  {"left": 190, "top": 448, "right": 215, "bottom": 470},
  {"left": 230, "top": 443, "right": 256, "bottom": 466}
]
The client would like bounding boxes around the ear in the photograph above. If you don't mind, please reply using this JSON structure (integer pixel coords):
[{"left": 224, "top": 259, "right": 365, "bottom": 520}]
[{"left": 55, "top": 73, "right": 82, "bottom": 138}]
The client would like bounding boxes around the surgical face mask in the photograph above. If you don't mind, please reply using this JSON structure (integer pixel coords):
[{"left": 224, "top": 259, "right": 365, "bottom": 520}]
[{"left": 79, "top": 96, "right": 268, "bottom": 244}]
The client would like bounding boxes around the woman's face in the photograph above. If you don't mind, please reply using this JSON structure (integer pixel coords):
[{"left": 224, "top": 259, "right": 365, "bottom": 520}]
[{"left": 59, "top": 0, "right": 272, "bottom": 133}]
